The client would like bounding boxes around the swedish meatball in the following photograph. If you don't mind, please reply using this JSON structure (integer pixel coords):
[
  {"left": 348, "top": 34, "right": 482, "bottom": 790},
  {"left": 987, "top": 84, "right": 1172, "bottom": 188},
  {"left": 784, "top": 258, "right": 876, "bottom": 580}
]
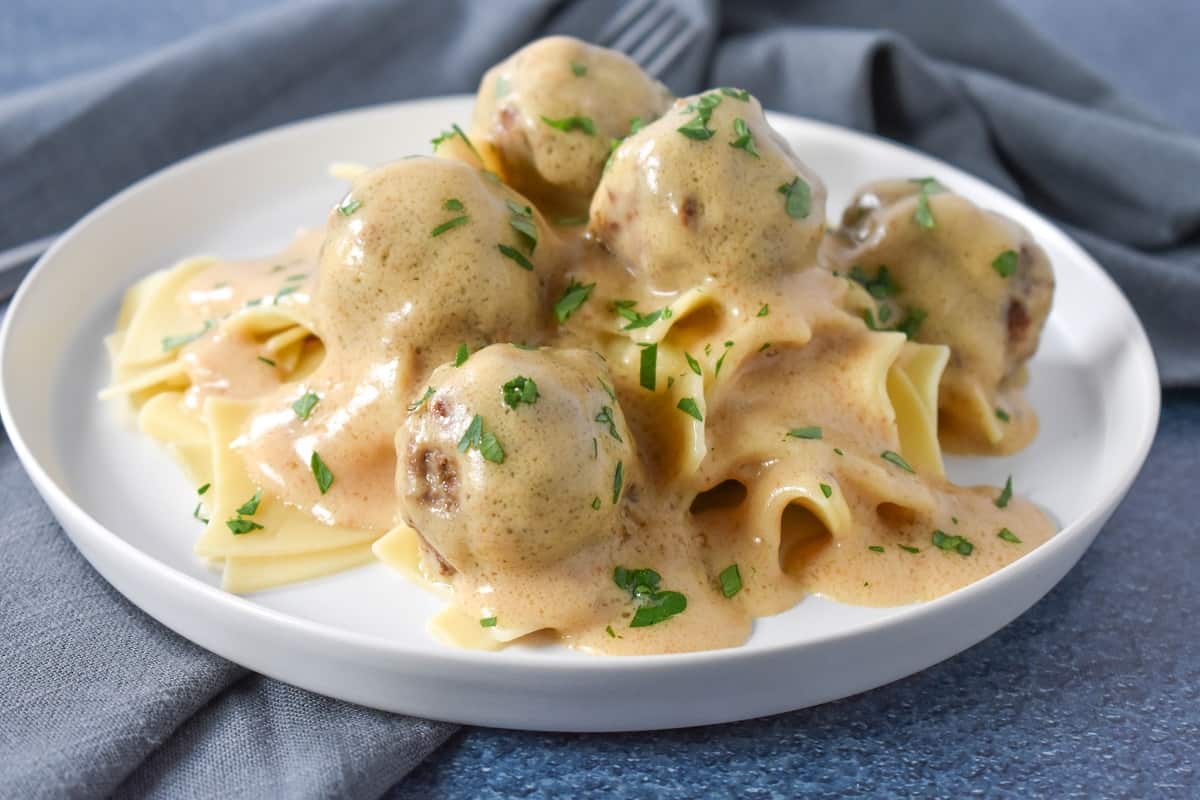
[
  {"left": 589, "top": 90, "right": 828, "bottom": 291},
  {"left": 472, "top": 36, "right": 672, "bottom": 214},
  {"left": 314, "top": 157, "right": 556, "bottom": 371}
]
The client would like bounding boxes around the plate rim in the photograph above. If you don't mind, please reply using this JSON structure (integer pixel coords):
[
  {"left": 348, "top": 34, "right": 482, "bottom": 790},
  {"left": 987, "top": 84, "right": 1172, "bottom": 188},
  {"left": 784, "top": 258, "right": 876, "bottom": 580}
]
[{"left": 0, "top": 96, "right": 1161, "bottom": 680}]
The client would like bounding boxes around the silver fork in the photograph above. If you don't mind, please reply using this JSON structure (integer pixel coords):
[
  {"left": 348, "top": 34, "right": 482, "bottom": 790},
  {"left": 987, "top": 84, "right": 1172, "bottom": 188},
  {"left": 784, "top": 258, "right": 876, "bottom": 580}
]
[
  {"left": 596, "top": 0, "right": 699, "bottom": 79},
  {"left": 0, "top": 1, "right": 703, "bottom": 303}
]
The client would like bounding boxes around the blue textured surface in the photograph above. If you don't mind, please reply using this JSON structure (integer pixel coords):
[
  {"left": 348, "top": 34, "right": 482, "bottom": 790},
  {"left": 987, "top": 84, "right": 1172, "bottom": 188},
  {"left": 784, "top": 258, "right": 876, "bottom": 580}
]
[{"left": 399, "top": 393, "right": 1200, "bottom": 798}]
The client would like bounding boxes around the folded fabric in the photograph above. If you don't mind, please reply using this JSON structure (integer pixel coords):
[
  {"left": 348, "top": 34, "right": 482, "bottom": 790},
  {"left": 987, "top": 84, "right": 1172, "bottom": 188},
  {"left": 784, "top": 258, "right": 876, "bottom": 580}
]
[{"left": 1, "top": 1, "right": 1197, "bottom": 798}]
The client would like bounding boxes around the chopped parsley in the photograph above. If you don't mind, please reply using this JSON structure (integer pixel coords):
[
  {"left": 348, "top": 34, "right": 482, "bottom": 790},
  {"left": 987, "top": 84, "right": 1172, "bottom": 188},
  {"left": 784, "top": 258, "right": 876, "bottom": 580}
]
[
  {"left": 868, "top": 545, "right": 885, "bottom": 553},
  {"left": 677, "top": 91, "right": 722, "bottom": 140},
  {"left": 998, "top": 528, "right": 1022, "bottom": 543},
  {"left": 431, "top": 215, "right": 470, "bottom": 238},
  {"left": 606, "top": 624, "right": 617, "bottom": 638},
  {"left": 541, "top": 115, "right": 596, "bottom": 135},
  {"left": 506, "top": 200, "right": 538, "bottom": 253},
  {"left": 612, "top": 460, "right": 624, "bottom": 504},
  {"left": 778, "top": 177, "right": 812, "bottom": 219},
  {"left": 995, "top": 407, "right": 1011, "bottom": 423},
  {"left": 480, "top": 616, "right": 498, "bottom": 628},
  {"left": 881, "top": 450, "right": 915, "bottom": 473},
  {"left": 479, "top": 432, "right": 505, "bottom": 464},
  {"left": 591, "top": 496, "right": 602, "bottom": 510},
  {"left": 718, "top": 564, "right": 742, "bottom": 598},
  {"left": 310, "top": 452, "right": 334, "bottom": 494},
  {"left": 443, "top": 198, "right": 463, "bottom": 211},
  {"left": 995, "top": 475, "right": 1013, "bottom": 509},
  {"left": 226, "top": 519, "right": 263, "bottom": 535},
  {"left": 454, "top": 343, "right": 469, "bottom": 367},
  {"left": 291, "top": 392, "right": 319, "bottom": 420},
  {"left": 556, "top": 215, "right": 589, "bottom": 226},
  {"left": 714, "top": 341, "right": 733, "bottom": 377},
  {"left": 595, "top": 406, "right": 623, "bottom": 442},
  {"left": 992, "top": 249, "right": 1018, "bottom": 278},
  {"left": 639, "top": 343, "right": 657, "bottom": 391},
  {"left": 570, "top": 60, "right": 587, "bottom": 77},
  {"left": 819, "top": 483, "right": 833, "bottom": 498},
  {"left": 598, "top": 377, "right": 616, "bottom": 401},
  {"left": 501, "top": 376, "right": 539, "bottom": 409},
  {"left": 406, "top": 386, "right": 435, "bottom": 414},
  {"left": 458, "top": 415, "right": 506, "bottom": 464},
  {"left": 848, "top": 265, "right": 899, "bottom": 299},
  {"left": 757, "top": 304, "right": 770, "bottom": 317},
  {"left": 720, "top": 87, "right": 750, "bottom": 101},
  {"left": 553, "top": 279, "right": 595, "bottom": 322},
  {"left": 676, "top": 397, "right": 703, "bottom": 421},
  {"left": 729, "top": 117, "right": 759, "bottom": 158},
  {"left": 235, "top": 490, "right": 262, "bottom": 516},
  {"left": 613, "top": 567, "right": 687, "bottom": 628},
  {"left": 430, "top": 123, "right": 481, "bottom": 158},
  {"left": 932, "top": 529, "right": 974, "bottom": 555},
  {"left": 898, "top": 544, "right": 921, "bottom": 554},
  {"left": 679, "top": 353, "right": 700, "bottom": 377},
  {"left": 337, "top": 197, "right": 362, "bottom": 216},
  {"left": 910, "top": 177, "right": 945, "bottom": 230},
  {"left": 197, "top": 483, "right": 211, "bottom": 496},
  {"left": 833, "top": 447, "right": 844, "bottom": 456},
  {"left": 162, "top": 320, "right": 214, "bottom": 352},
  {"left": 497, "top": 243, "right": 534, "bottom": 270},
  {"left": 788, "top": 426, "right": 823, "bottom": 440},
  {"left": 257, "top": 356, "right": 276, "bottom": 367},
  {"left": 758, "top": 342, "right": 772, "bottom": 353},
  {"left": 615, "top": 300, "right": 670, "bottom": 330},
  {"left": 192, "top": 503, "right": 208, "bottom": 524},
  {"left": 274, "top": 285, "right": 299, "bottom": 303}
]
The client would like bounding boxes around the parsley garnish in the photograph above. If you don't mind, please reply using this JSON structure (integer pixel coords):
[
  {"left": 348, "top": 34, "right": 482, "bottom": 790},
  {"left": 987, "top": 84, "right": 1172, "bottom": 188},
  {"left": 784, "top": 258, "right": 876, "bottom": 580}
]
[
  {"left": 498, "top": 243, "right": 534, "bottom": 270},
  {"left": 720, "top": 87, "right": 750, "bottom": 101},
  {"left": 554, "top": 279, "right": 595, "bottom": 322},
  {"left": 677, "top": 397, "right": 703, "bottom": 421},
  {"left": 337, "top": 197, "right": 362, "bottom": 216},
  {"left": 729, "top": 118, "right": 759, "bottom": 157},
  {"left": 932, "top": 529, "right": 974, "bottom": 555},
  {"left": 616, "top": 301, "right": 670, "bottom": 330},
  {"left": 606, "top": 624, "right": 617, "bottom": 638},
  {"left": 677, "top": 91, "right": 722, "bottom": 140},
  {"left": 995, "top": 475, "right": 1013, "bottom": 508},
  {"left": 995, "top": 407, "right": 1011, "bottom": 423},
  {"left": 454, "top": 343, "right": 469, "bottom": 366},
  {"left": 714, "top": 341, "right": 733, "bottom": 377},
  {"left": 997, "top": 528, "right": 1022, "bottom": 544},
  {"left": 502, "top": 376, "right": 539, "bottom": 409},
  {"left": 898, "top": 544, "right": 920, "bottom": 554},
  {"left": 310, "top": 452, "right": 334, "bottom": 494},
  {"left": 458, "top": 415, "right": 506, "bottom": 464},
  {"left": 819, "top": 483, "right": 833, "bottom": 498},
  {"left": 480, "top": 616, "right": 498, "bottom": 628},
  {"left": 894, "top": 308, "right": 927, "bottom": 339},
  {"left": 833, "top": 447, "right": 844, "bottom": 455},
  {"left": 407, "top": 386, "right": 435, "bottom": 414},
  {"left": 598, "top": 377, "right": 616, "bottom": 401},
  {"left": 197, "top": 483, "right": 210, "bottom": 495},
  {"left": 719, "top": 564, "right": 742, "bottom": 598},
  {"left": 257, "top": 356, "right": 276, "bottom": 367},
  {"left": 848, "top": 265, "right": 899, "bottom": 299},
  {"left": 639, "top": 343, "right": 657, "bottom": 390},
  {"left": 226, "top": 519, "right": 263, "bottom": 535},
  {"left": 910, "top": 177, "right": 945, "bottom": 230},
  {"left": 443, "top": 198, "right": 463, "bottom": 211},
  {"left": 541, "top": 115, "right": 595, "bottom": 135},
  {"left": 758, "top": 342, "right": 771, "bottom": 353},
  {"left": 162, "top": 320, "right": 213, "bottom": 352},
  {"left": 881, "top": 450, "right": 915, "bottom": 473},
  {"left": 614, "top": 567, "right": 687, "bottom": 627},
  {"left": 757, "top": 304, "right": 769, "bottom": 317},
  {"left": 556, "top": 215, "right": 589, "bottom": 226},
  {"left": 274, "top": 285, "right": 299, "bottom": 303},
  {"left": 192, "top": 503, "right": 208, "bottom": 524},
  {"left": 778, "top": 177, "right": 812, "bottom": 219},
  {"left": 868, "top": 545, "right": 885, "bottom": 553},
  {"left": 431, "top": 215, "right": 469, "bottom": 238},
  {"left": 570, "top": 60, "right": 587, "bottom": 77},
  {"left": 612, "top": 461, "right": 624, "bottom": 504},
  {"left": 289, "top": 392, "right": 318, "bottom": 420},
  {"left": 430, "top": 123, "right": 481, "bottom": 158},
  {"left": 506, "top": 200, "right": 538, "bottom": 253},
  {"left": 788, "top": 426, "right": 823, "bottom": 440},
  {"left": 235, "top": 490, "right": 262, "bottom": 516},
  {"left": 595, "top": 406, "right": 623, "bottom": 442},
  {"left": 992, "top": 249, "right": 1018, "bottom": 278},
  {"left": 591, "top": 496, "right": 602, "bottom": 511},
  {"left": 685, "top": 352, "right": 702, "bottom": 375}
]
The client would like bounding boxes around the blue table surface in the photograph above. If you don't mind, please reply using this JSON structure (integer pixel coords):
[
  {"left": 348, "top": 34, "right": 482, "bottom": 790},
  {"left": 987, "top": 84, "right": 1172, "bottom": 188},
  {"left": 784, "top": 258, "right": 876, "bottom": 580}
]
[{"left": 4, "top": 3, "right": 1197, "bottom": 797}]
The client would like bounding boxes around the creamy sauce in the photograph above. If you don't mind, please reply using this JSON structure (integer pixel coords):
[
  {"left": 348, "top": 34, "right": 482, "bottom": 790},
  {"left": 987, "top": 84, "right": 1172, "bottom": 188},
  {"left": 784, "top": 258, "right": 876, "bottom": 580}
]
[{"left": 113, "top": 37, "right": 1057, "bottom": 656}]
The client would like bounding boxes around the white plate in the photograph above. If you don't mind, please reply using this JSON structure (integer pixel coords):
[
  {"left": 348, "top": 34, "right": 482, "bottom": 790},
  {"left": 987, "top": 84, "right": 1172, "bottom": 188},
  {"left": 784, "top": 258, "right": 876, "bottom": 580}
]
[{"left": 0, "top": 96, "right": 1159, "bottom": 732}]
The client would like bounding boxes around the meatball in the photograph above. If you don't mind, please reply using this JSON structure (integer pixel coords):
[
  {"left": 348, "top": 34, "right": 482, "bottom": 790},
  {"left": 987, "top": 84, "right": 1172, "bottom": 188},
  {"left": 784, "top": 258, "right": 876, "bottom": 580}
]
[
  {"left": 822, "top": 179, "right": 1054, "bottom": 431},
  {"left": 590, "top": 90, "right": 827, "bottom": 291},
  {"left": 471, "top": 36, "right": 672, "bottom": 215},
  {"left": 397, "top": 344, "right": 635, "bottom": 574},
  {"left": 314, "top": 157, "right": 555, "bottom": 370}
]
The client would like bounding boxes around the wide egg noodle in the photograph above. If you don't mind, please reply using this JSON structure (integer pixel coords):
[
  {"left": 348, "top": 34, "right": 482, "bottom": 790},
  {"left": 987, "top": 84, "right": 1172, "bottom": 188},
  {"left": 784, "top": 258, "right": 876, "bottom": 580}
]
[
  {"left": 222, "top": 542, "right": 376, "bottom": 594},
  {"left": 886, "top": 341, "right": 950, "bottom": 478},
  {"left": 114, "top": 256, "right": 218, "bottom": 369}
]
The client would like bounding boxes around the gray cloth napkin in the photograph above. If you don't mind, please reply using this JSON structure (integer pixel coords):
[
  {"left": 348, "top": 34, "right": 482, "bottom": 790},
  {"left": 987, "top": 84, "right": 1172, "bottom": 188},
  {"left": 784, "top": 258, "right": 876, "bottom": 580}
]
[{"left": 1, "top": 1, "right": 1197, "bottom": 797}]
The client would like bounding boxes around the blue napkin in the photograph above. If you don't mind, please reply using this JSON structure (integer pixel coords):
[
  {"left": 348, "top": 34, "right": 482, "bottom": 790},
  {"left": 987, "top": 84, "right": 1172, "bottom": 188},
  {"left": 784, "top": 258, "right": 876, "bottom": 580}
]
[{"left": 2, "top": 1, "right": 1198, "bottom": 797}]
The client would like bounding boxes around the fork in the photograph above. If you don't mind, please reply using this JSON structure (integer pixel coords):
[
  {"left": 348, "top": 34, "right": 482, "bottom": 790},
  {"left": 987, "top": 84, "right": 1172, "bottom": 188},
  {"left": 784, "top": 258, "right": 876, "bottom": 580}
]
[{"left": 0, "top": 0, "right": 703, "bottom": 303}]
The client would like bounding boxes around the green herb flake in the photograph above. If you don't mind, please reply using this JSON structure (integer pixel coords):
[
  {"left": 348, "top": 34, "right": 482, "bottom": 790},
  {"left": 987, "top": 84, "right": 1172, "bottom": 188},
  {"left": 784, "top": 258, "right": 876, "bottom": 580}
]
[
  {"left": 443, "top": 198, "right": 464, "bottom": 211},
  {"left": 995, "top": 475, "right": 1013, "bottom": 509},
  {"left": 758, "top": 342, "right": 772, "bottom": 353},
  {"left": 556, "top": 215, "right": 589, "bottom": 226},
  {"left": 685, "top": 352, "right": 702, "bottom": 375},
  {"left": 718, "top": 564, "right": 742, "bottom": 598},
  {"left": 895, "top": 307, "right": 927, "bottom": 339},
  {"left": 570, "top": 60, "right": 587, "bottom": 77},
  {"left": 833, "top": 447, "right": 844, "bottom": 455},
  {"left": 479, "top": 432, "right": 505, "bottom": 464},
  {"left": 820, "top": 483, "right": 833, "bottom": 498},
  {"left": 480, "top": 616, "right": 498, "bottom": 628},
  {"left": 337, "top": 198, "right": 362, "bottom": 216},
  {"left": 430, "top": 123, "right": 482, "bottom": 158},
  {"left": 310, "top": 452, "right": 334, "bottom": 494},
  {"left": 631, "top": 590, "right": 687, "bottom": 628},
  {"left": 606, "top": 624, "right": 617, "bottom": 638},
  {"left": 914, "top": 190, "right": 936, "bottom": 229},
  {"left": 406, "top": 386, "right": 435, "bottom": 414},
  {"left": 595, "top": 406, "right": 623, "bottom": 442},
  {"left": 757, "top": 304, "right": 769, "bottom": 317},
  {"left": 457, "top": 414, "right": 483, "bottom": 452},
  {"left": 192, "top": 503, "right": 208, "bottom": 524},
  {"left": 848, "top": 265, "right": 899, "bottom": 299},
  {"left": 639, "top": 343, "right": 657, "bottom": 391},
  {"left": 998, "top": 528, "right": 1022, "bottom": 544},
  {"left": 197, "top": 483, "right": 211, "bottom": 496},
  {"left": 257, "top": 356, "right": 276, "bottom": 367},
  {"left": 714, "top": 341, "right": 733, "bottom": 377},
  {"left": 235, "top": 490, "right": 262, "bottom": 516},
  {"left": 932, "top": 529, "right": 974, "bottom": 556},
  {"left": 431, "top": 215, "right": 470, "bottom": 238},
  {"left": 720, "top": 87, "right": 750, "bottom": 101},
  {"left": 787, "top": 426, "right": 823, "bottom": 440},
  {"left": 506, "top": 201, "right": 538, "bottom": 253},
  {"left": 677, "top": 114, "right": 714, "bottom": 141},
  {"left": 290, "top": 392, "right": 320, "bottom": 420},
  {"left": 598, "top": 377, "right": 616, "bottom": 401},
  {"left": 778, "top": 177, "right": 812, "bottom": 219},
  {"left": 553, "top": 279, "right": 595, "bottom": 322},
  {"left": 995, "top": 407, "right": 1011, "bottom": 423},
  {"left": 729, "top": 117, "right": 760, "bottom": 158},
  {"left": 881, "top": 450, "right": 915, "bottom": 473},
  {"left": 992, "top": 249, "right": 1018, "bottom": 278},
  {"left": 677, "top": 397, "right": 703, "bottom": 422},
  {"left": 899, "top": 544, "right": 921, "bottom": 554},
  {"left": 498, "top": 243, "right": 535, "bottom": 270},
  {"left": 162, "top": 320, "right": 214, "bottom": 352},
  {"left": 541, "top": 115, "right": 596, "bottom": 135},
  {"left": 226, "top": 519, "right": 264, "bottom": 535},
  {"left": 592, "top": 496, "right": 602, "bottom": 511},
  {"left": 454, "top": 343, "right": 469, "bottom": 367},
  {"left": 868, "top": 545, "right": 885, "bottom": 553},
  {"left": 501, "top": 375, "right": 539, "bottom": 409},
  {"left": 612, "top": 460, "right": 624, "bottom": 504},
  {"left": 274, "top": 285, "right": 299, "bottom": 303}
]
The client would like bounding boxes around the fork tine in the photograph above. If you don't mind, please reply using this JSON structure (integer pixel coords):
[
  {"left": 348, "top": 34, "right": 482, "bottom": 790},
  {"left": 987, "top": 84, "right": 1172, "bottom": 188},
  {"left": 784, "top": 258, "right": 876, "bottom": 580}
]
[
  {"left": 629, "top": 15, "right": 686, "bottom": 75},
  {"left": 607, "top": 2, "right": 672, "bottom": 66},
  {"left": 640, "top": 17, "right": 694, "bottom": 78},
  {"left": 595, "top": 0, "right": 654, "bottom": 48}
]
